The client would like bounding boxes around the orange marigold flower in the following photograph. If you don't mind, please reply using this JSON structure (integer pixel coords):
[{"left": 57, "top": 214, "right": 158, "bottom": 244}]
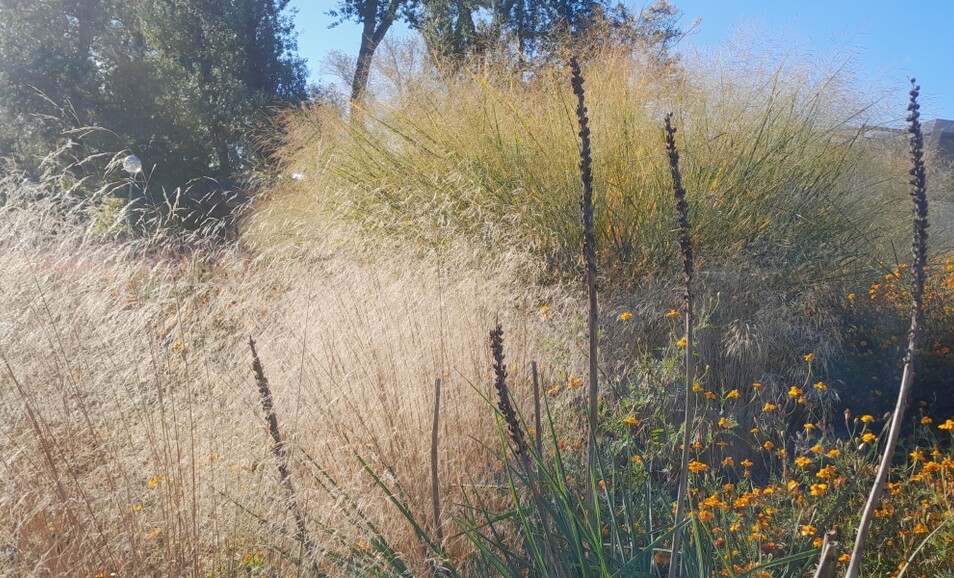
[
  {"left": 688, "top": 460, "right": 709, "bottom": 474},
  {"left": 803, "top": 353, "right": 815, "bottom": 363},
  {"left": 726, "top": 389, "right": 740, "bottom": 399},
  {"left": 811, "top": 444, "right": 824, "bottom": 454},
  {"left": 762, "top": 403, "right": 777, "bottom": 412},
  {"left": 826, "top": 449, "right": 841, "bottom": 459},
  {"left": 618, "top": 311, "right": 633, "bottom": 321},
  {"left": 692, "top": 382, "right": 703, "bottom": 392},
  {"left": 794, "top": 456, "right": 812, "bottom": 468},
  {"left": 567, "top": 376, "right": 583, "bottom": 389},
  {"left": 938, "top": 419, "right": 954, "bottom": 430},
  {"left": 814, "top": 381, "right": 827, "bottom": 391},
  {"left": 800, "top": 524, "right": 818, "bottom": 537},
  {"left": 741, "top": 458, "right": 754, "bottom": 468},
  {"left": 788, "top": 386, "right": 803, "bottom": 397},
  {"left": 676, "top": 337, "right": 688, "bottom": 348},
  {"left": 665, "top": 309, "right": 680, "bottom": 318},
  {"left": 697, "top": 510, "right": 715, "bottom": 522},
  {"left": 921, "top": 416, "right": 933, "bottom": 424},
  {"left": 722, "top": 456, "right": 735, "bottom": 467},
  {"left": 718, "top": 417, "right": 732, "bottom": 429},
  {"left": 838, "top": 553, "right": 850, "bottom": 563},
  {"left": 847, "top": 293, "right": 856, "bottom": 300},
  {"left": 623, "top": 416, "right": 639, "bottom": 426},
  {"left": 752, "top": 382, "right": 763, "bottom": 391},
  {"left": 810, "top": 483, "right": 828, "bottom": 496},
  {"left": 705, "top": 391, "right": 717, "bottom": 400},
  {"left": 763, "top": 440, "right": 775, "bottom": 451}
]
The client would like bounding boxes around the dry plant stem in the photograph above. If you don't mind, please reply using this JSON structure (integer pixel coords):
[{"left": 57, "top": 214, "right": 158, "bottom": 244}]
[
  {"left": 813, "top": 531, "right": 840, "bottom": 578},
  {"left": 664, "top": 113, "right": 695, "bottom": 578},
  {"left": 249, "top": 337, "right": 320, "bottom": 576},
  {"left": 531, "top": 361, "right": 542, "bottom": 456},
  {"left": 570, "top": 56, "right": 600, "bottom": 516},
  {"left": 431, "top": 378, "right": 444, "bottom": 546},
  {"left": 845, "top": 80, "right": 929, "bottom": 578}
]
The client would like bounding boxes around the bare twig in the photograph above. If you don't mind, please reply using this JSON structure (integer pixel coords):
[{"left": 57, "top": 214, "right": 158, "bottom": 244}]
[{"left": 431, "top": 378, "right": 444, "bottom": 546}]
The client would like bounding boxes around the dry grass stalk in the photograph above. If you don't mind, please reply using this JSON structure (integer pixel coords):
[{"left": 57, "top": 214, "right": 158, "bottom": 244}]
[
  {"left": 249, "top": 336, "right": 319, "bottom": 575},
  {"left": 844, "top": 79, "right": 930, "bottom": 578},
  {"left": 569, "top": 56, "right": 600, "bottom": 512},
  {"left": 664, "top": 112, "right": 695, "bottom": 578}
]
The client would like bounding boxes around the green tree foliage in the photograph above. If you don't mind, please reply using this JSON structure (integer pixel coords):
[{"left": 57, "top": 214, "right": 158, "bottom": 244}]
[
  {"left": 0, "top": 0, "right": 307, "bottom": 191},
  {"left": 330, "top": 0, "right": 684, "bottom": 102}
]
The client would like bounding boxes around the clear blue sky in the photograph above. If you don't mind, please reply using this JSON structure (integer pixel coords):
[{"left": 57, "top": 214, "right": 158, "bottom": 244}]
[{"left": 291, "top": 1, "right": 954, "bottom": 119}]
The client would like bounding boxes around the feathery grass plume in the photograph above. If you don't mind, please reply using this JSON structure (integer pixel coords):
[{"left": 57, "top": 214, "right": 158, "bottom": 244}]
[
  {"left": 569, "top": 56, "right": 601, "bottom": 510},
  {"left": 844, "top": 79, "right": 929, "bottom": 578},
  {"left": 249, "top": 337, "right": 320, "bottom": 576},
  {"left": 664, "top": 112, "right": 695, "bottom": 578}
]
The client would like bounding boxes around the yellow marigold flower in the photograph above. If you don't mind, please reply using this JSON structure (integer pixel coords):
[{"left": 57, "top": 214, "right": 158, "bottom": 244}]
[
  {"left": 847, "top": 293, "right": 856, "bottom": 300},
  {"left": 632, "top": 455, "right": 643, "bottom": 464},
  {"left": 804, "top": 423, "right": 815, "bottom": 430},
  {"left": 147, "top": 475, "right": 162, "bottom": 489},
  {"left": 763, "top": 440, "right": 775, "bottom": 451},
  {"left": 813, "top": 536, "right": 824, "bottom": 548},
  {"left": 810, "top": 483, "right": 828, "bottom": 496},
  {"left": 838, "top": 553, "right": 850, "bottom": 563},
  {"left": 938, "top": 419, "right": 954, "bottom": 430},
  {"left": 826, "top": 449, "right": 841, "bottom": 459},
  {"left": 910, "top": 449, "right": 925, "bottom": 462},
  {"left": 547, "top": 385, "right": 560, "bottom": 395},
  {"left": 786, "top": 480, "right": 800, "bottom": 492},
  {"left": 567, "top": 376, "right": 583, "bottom": 389},
  {"left": 539, "top": 305, "right": 550, "bottom": 313},
  {"left": 921, "top": 416, "right": 933, "bottom": 424},
  {"left": 618, "top": 311, "right": 633, "bottom": 321},
  {"left": 860, "top": 414, "right": 875, "bottom": 424},
  {"left": 718, "top": 417, "right": 732, "bottom": 429},
  {"left": 762, "top": 402, "right": 777, "bottom": 412},
  {"left": 811, "top": 444, "right": 824, "bottom": 454},
  {"left": 800, "top": 524, "right": 817, "bottom": 537},
  {"left": 861, "top": 432, "right": 877, "bottom": 444},
  {"left": 726, "top": 389, "right": 740, "bottom": 399},
  {"left": 741, "top": 458, "right": 753, "bottom": 468},
  {"left": 914, "top": 522, "right": 928, "bottom": 534},
  {"left": 750, "top": 426, "right": 759, "bottom": 434},
  {"left": 665, "top": 309, "right": 680, "bottom": 318},
  {"left": 676, "top": 337, "right": 688, "bottom": 348},
  {"left": 816, "top": 465, "right": 836, "bottom": 479},
  {"left": 794, "top": 456, "right": 812, "bottom": 468},
  {"left": 813, "top": 381, "right": 827, "bottom": 391},
  {"left": 623, "top": 416, "right": 639, "bottom": 426},
  {"left": 803, "top": 353, "right": 815, "bottom": 363},
  {"left": 697, "top": 510, "right": 715, "bottom": 522},
  {"left": 788, "top": 385, "right": 803, "bottom": 397},
  {"left": 688, "top": 460, "right": 709, "bottom": 473}
]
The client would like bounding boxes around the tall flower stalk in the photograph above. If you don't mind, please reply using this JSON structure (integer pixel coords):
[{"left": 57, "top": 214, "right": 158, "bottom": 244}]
[
  {"left": 844, "top": 79, "right": 929, "bottom": 578},
  {"left": 664, "top": 113, "right": 695, "bottom": 578},
  {"left": 569, "top": 57, "right": 601, "bottom": 516}
]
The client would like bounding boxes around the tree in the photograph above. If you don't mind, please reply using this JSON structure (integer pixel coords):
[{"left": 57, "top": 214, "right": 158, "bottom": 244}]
[
  {"left": 329, "top": 0, "right": 420, "bottom": 103},
  {"left": 0, "top": 0, "right": 307, "bottom": 192}
]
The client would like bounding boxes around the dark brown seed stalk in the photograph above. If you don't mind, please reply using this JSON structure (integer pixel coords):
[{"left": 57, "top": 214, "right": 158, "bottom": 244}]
[
  {"left": 490, "top": 324, "right": 529, "bottom": 460},
  {"left": 570, "top": 56, "right": 600, "bottom": 510},
  {"left": 663, "top": 113, "right": 696, "bottom": 578},
  {"left": 249, "top": 337, "right": 320, "bottom": 575},
  {"left": 845, "top": 79, "right": 929, "bottom": 578}
]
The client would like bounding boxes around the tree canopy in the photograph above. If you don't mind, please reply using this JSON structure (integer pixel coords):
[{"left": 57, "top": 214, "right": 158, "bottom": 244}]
[{"left": 0, "top": 0, "right": 307, "bottom": 191}]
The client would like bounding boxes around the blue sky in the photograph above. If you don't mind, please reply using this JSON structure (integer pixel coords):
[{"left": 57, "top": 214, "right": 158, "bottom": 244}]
[{"left": 291, "top": 1, "right": 954, "bottom": 119}]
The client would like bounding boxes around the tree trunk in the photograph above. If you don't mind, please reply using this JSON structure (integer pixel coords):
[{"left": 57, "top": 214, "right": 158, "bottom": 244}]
[{"left": 350, "top": 0, "right": 396, "bottom": 103}]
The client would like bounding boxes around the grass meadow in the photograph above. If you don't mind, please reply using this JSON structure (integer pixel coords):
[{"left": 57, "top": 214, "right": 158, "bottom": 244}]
[{"left": 2, "top": 43, "right": 954, "bottom": 577}]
